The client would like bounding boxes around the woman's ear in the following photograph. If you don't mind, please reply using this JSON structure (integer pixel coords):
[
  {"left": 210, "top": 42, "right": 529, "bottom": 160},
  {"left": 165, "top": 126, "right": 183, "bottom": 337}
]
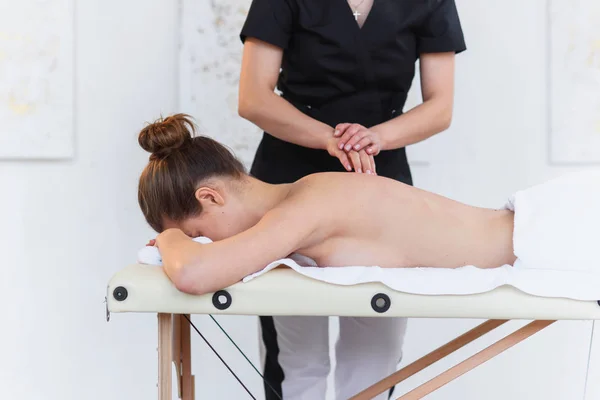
[{"left": 194, "top": 187, "right": 225, "bottom": 209}]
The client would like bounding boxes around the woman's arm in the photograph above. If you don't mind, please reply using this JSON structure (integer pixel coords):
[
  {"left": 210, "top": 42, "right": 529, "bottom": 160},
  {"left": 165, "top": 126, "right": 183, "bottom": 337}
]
[
  {"left": 334, "top": 52, "right": 456, "bottom": 153},
  {"left": 156, "top": 205, "right": 316, "bottom": 295},
  {"left": 238, "top": 38, "right": 333, "bottom": 150},
  {"left": 373, "top": 52, "right": 456, "bottom": 150}
]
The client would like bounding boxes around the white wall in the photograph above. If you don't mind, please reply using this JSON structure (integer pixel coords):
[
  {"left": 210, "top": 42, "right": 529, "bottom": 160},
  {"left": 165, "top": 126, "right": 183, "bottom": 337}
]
[
  {"left": 2, "top": 0, "right": 598, "bottom": 399},
  {"left": 0, "top": 1, "right": 179, "bottom": 399}
]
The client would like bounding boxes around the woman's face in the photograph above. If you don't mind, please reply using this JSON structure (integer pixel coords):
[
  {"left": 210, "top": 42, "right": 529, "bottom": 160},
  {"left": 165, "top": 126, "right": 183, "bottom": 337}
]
[
  {"left": 171, "top": 207, "right": 246, "bottom": 242},
  {"left": 162, "top": 184, "right": 252, "bottom": 241}
]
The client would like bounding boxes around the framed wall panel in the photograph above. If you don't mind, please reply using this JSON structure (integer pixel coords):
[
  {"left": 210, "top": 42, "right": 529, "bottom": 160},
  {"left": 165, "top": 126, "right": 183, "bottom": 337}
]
[
  {"left": 0, "top": 0, "right": 74, "bottom": 160},
  {"left": 549, "top": 0, "right": 600, "bottom": 164}
]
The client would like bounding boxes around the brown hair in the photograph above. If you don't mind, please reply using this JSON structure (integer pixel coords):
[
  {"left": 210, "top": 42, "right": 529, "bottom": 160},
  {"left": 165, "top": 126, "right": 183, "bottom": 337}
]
[{"left": 137, "top": 113, "right": 245, "bottom": 232}]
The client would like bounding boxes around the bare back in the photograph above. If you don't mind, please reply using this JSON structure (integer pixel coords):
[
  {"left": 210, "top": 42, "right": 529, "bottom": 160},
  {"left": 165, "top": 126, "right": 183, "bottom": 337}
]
[{"left": 285, "top": 173, "right": 516, "bottom": 269}]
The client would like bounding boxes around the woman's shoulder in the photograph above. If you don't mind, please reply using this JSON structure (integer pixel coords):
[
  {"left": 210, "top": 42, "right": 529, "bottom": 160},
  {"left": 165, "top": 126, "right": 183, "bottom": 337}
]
[
  {"left": 290, "top": 171, "right": 382, "bottom": 203},
  {"left": 294, "top": 171, "right": 390, "bottom": 187},
  {"left": 292, "top": 172, "right": 351, "bottom": 192},
  {"left": 292, "top": 171, "right": 413, "bottom": 205}
]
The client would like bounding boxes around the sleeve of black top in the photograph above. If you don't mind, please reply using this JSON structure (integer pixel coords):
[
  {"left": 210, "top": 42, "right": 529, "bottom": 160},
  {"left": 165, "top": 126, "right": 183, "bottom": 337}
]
[
  {"left": 240, "top": 0, "right": 295, "bottom": 50},
  {"left": 415, "top": 0, "right": 466, "bottom": 55}
]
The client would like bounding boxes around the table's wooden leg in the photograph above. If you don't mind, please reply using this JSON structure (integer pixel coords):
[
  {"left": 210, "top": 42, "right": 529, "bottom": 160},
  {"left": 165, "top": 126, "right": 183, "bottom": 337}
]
[
  {"left": 181, "top": 315, "right": 194, "bottom": 400},
  {"left": 158, "top": 313, "right": 174, "bottom": 400},
  {"left": 396, "top": 320, "right": 556, "bottom": 400},
  {"left": 171, "top": 314, "right": 195, "bottom": 400},
  {"left": 173, "top": 314, "right": 182, "bottom": 398},
  {"left": 350, "top": 319, "right": 508, "bottom": 400}
]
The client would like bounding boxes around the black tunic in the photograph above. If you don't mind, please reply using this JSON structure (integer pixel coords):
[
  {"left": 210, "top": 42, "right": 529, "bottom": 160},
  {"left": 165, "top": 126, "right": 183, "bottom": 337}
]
[
  {"left": 240, "top": 0, "right": 466, "bottom": 185},
  {"left": 240, "top": 3, "right": 466, "bottom": 398}
]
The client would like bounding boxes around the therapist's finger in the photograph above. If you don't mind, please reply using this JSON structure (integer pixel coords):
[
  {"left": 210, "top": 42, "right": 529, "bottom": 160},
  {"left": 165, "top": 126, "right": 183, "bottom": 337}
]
[
  {"left": 365, "top": 143, "right": 381, "bottom": 156},
  {"left": 368, "top": 154, "right": 377, "bottom": 175},
  {"left": 348, "top": 151, "right": 362, "bottom": 173},
  {"left": 345, "top": 130, "right": 370, "bottom": 151},
  {"left": 334, "top": 123, "right": 352, "bottom": 137},
  {"left": 352, "top": 136, "right": 374, "bottom": 152},
  {"left": 338, "top": 124, "right": 363, "bottom": 149},
  {"left": 335, "top": 150, "right": 352, "bottom": 171},
  {"left": 359, "top": 150, "right": 373, "bottom": 175}
]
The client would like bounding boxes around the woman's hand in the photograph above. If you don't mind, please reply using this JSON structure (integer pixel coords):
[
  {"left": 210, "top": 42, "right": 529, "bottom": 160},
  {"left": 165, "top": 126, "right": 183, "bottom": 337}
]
[
  {"left": 334, "top": 123, "right": 382, "bottom": 155},
  {"left": 146, "top": 239, "right": 156, "bottom": 247},
  {"left": 326, "top": 136, "right": 376, "bottom": 174}
]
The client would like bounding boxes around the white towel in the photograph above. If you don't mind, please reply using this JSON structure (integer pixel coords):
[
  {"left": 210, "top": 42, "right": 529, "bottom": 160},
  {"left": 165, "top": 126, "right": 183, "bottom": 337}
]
[
  {"left": 137, "top": 236, "right": 213, "bottom": 266},
  {"left": 137, "top": 170, "right": 600, "bottom": 301},
  {"left": 508, "top": 169, "right": 600, "bottom": 274}
]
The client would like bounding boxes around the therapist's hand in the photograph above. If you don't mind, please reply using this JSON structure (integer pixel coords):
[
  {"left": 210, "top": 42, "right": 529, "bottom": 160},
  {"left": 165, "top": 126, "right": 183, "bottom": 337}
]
[
  {"left": 326, "top": 136, "right": 376, "bottom": 174},
  {"left": 334, "top": 123, "right": 382, "bottom": 156},
  {"left": 349, "top": 148, "right": 377, "bottom": 175}
]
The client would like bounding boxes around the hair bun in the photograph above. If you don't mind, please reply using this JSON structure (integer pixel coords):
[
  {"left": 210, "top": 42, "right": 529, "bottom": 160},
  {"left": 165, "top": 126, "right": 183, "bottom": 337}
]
[{"left": 139, "top": 113, "right": 196, "bottom": 159}]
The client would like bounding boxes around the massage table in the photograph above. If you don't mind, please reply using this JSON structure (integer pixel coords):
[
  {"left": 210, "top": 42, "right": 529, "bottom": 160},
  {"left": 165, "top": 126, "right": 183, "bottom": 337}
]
[
  {"left": 105, "top": 263, "right": 600, "bottom": 400},
  {"left": 107, "top": 170, "right": 600, "bottom": 398}
]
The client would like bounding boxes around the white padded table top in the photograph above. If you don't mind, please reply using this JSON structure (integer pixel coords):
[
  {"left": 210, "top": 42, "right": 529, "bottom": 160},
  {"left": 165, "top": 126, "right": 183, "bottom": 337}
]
[{"left": 106, "top": 264, "right": 600, "bottom": 320}]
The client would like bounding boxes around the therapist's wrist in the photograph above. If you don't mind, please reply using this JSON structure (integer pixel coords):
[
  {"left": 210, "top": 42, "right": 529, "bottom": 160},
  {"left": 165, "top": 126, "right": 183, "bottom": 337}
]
[
  {"left": 370, "top": 124, "right": 391, "bottom": 151},
  {"left": 318, "top": 127, "right": 336, "bottom": 150},
  {"left": 371, "top": 123, "right": 409, "bottom": 151}
]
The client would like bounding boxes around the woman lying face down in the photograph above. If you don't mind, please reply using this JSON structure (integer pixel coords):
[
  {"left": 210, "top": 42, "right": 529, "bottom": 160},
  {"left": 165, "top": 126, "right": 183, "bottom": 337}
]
[{"left": 138, "top": 114, "right": 517, "bottom": 295}]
